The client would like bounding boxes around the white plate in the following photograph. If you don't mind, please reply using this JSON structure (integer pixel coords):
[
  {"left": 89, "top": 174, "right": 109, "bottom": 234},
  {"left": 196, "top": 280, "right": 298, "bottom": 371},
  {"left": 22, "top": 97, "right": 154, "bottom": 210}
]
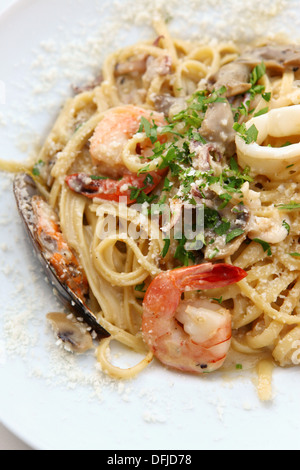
[{"left": 1, "top": 0, "right": 300, "bottom": 451}]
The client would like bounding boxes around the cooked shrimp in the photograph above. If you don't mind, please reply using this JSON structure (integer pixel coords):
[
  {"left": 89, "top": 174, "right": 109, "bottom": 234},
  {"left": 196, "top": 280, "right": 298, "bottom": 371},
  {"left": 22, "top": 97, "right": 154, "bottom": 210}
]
[
  {"left": 65, "top": 170, "right": 166, "bottom": 204},
  {"left": 90, "top": 105, "right": 167, "bottom": 178},
  {"left": 142, "top": 263, "right": 247, "bottom": 374}
]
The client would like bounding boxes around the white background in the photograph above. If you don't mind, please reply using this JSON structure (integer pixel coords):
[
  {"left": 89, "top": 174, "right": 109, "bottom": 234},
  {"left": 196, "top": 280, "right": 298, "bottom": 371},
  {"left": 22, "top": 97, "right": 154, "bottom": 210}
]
[{"left": 0, "top": 0, "right": 31, "bottom": 451}]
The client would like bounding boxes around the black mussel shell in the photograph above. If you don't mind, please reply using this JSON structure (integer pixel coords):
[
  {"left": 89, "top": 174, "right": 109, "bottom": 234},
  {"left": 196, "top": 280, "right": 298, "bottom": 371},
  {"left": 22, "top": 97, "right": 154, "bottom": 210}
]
[{"left": 13, "top": 173, "right": 110, "bottom": 339}]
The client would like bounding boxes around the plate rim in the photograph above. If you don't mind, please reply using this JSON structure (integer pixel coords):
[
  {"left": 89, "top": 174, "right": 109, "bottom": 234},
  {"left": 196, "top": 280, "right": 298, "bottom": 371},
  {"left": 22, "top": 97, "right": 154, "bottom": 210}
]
[{"left": 1, "top": 0, "right": 300, "bottom": 451}]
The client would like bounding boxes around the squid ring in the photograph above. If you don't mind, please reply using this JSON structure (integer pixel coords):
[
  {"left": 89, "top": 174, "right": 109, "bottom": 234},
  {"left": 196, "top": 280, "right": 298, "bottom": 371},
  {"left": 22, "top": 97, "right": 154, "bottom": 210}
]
[{"left": 236, "top": 105, "right": 300, "bottom": 180}]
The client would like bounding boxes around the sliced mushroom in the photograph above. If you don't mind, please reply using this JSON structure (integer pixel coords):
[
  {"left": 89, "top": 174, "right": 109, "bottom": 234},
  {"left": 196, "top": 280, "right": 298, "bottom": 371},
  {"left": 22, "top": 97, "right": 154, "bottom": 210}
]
[
  {"left": 209, "top": 62, "right": 252, "bottom": 97},
  {"left": 237, "top": 45, "right": 300, "bottom": 73},
  {"left": 200, "top": 101, "right": 236, "bottom": 156},
  {"left": 47, "top": 312, "right": 94, "bottom": 354},
  {"left": 208, "top": 45, "right": 300, "bottom": 103}
]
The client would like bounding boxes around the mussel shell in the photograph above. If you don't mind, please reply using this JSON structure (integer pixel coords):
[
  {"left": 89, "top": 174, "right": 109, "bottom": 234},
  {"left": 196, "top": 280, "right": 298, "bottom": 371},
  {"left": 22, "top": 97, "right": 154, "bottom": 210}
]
[{"left": 13, "top": 172, "right": 110, "bottom": 339}]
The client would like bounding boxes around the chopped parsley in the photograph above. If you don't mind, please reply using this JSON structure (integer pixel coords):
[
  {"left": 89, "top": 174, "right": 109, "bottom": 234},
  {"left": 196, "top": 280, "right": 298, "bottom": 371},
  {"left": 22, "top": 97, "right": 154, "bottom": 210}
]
[
  {"left": 173, "top": 86, "right": 227, "bottom": 130},
  {"left": 212, "top": 296, "right": 223, "bottom": 304},
  {"left": 250, "top": 62, "right": 266, "bottom": 86},
  {"left": 129, "top": 174, "right": 159, "bottom": 203},
  {"left": 138, "top": 116, "right": 159, "bottom": 144},
  {"left": 161, "top": 239, "right": 171, "bottom": 258},
  {"left": 162, "top": 177, "right": 174, "bottom": 192},
  {"left": 232, "top": 61, "right": 270, "bottom": 122},
  {"left": 90, "top": 175, "right": 109, "bottom": 180},
  {"left": 208, "top": 248, "right": 220, "bottom": 259},
  {"left": 174, "top": 236, "right": 195, "bottom": 266},
  {"left": 218, "top": 193, "right": 233, "bottom": 209},
  {"left": 215, "top": 219, "right": 231, "bottom": 236},
  {"left": 204, "top": 207, "right": 220, "bottom": 229},
  {"left": 32, "top": 160, "right": 45, "bottom": 176},
  {"left": 132, "top": 74, "right": 272, "bottom": 266},
  {"left": 253, "top": 238, "right": 272, "bottom": 256},
  {"left": 282, "top": 220, "right": 291, "bottom": 233},
  {"left": 249, "top": 62, "right": 267, "bottom": 99},
  {"left": 277, "top": 202, "right": 300, "bottom": 211},
  {"left": 135, "top": 283, "right": 146, "bottom": 293},
  {"left": 225, "top": 229, "right": 245, "bottom": 244},
  {"left": 254, "top": 107, "right": 269, "bottom": 117},
  {"left": 262, "top": 92, "right": 271, "bottom": 102},
  {"left": 233, "top": 122, "right": 259, "bottom": 144}
]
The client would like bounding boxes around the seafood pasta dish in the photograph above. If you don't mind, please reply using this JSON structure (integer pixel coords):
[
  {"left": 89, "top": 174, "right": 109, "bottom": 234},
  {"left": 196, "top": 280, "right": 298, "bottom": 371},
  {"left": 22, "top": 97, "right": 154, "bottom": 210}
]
[{"left": 5, "top": 18, "right": 300, "bottom": 401}]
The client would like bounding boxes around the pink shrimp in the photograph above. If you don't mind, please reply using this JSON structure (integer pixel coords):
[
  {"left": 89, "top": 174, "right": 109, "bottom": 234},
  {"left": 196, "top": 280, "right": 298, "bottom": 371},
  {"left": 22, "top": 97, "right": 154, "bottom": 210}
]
[
  {"left": 89, "top": 105, "right": 167, "bottom": 178},
  {"left": 142, "top": 263, "right": 247, "bottom": 374},
  {"left": 65, "top": 170, "right": 167, "bottom": 204}
]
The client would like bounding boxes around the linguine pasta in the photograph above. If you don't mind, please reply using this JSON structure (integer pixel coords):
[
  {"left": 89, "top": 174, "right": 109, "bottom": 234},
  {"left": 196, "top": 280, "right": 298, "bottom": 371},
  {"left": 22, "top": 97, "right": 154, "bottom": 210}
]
[{"left": 4, "top": 19, "right": 300, "bottom": 400}]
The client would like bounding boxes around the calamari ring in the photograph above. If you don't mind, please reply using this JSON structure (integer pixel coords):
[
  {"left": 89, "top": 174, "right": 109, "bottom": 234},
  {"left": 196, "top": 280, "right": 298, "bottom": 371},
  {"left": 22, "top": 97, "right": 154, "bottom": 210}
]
[{"left": 236, "top": 105, "right": 300, "bottom": 180}]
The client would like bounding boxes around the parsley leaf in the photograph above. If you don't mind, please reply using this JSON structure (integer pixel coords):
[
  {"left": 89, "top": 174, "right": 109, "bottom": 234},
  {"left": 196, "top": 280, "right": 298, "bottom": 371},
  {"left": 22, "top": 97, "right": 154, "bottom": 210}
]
[
  {"left": 226, "top": 229, "right": 245, "bottom": 244},
  {"left": 249, "top": 62, "right": 267, "bottom": 99},
  {"left": 282, "top": 220, "right": 290, "bottom": 233},
  {"left": 254, "top": 107, "right": 269, "bottom": 117},
  {"left": 32, "top": 160, "right": 45, "bottom": 176},
  {"left": 250, "top": 62, "right": 266, "bottom": 86},
  {"left": 277, "top": 202, "right": 300, "bottom": 211},
  {"left": 174, "top": 236, "right": 195, "bottom": 266},
  {"left": 138, "top": 116, "right": 158, "bottom": 144},
  {"left": 212, "top": 296, "right": 223, "bottom": 304},
  {"left": 262, "top": 92, "right": 271, "bottom": 102},
  {"left": 208, "top": 248, "right": 220, "bottom": 259},
  {"left": 163, "top": 177, "right": 174, "bottom": 192},
  {"left": 90, "top": 175, "right": 109, "bottom": 180},
  {"left": 215, "top": 219, "right": 231, "bottom": 236},
  {"left": 204, "top": 207, "right": 220, "bottom": 229},
  {"left": 233, "top": 122, "right": 259, "bottom": 144},
  {"left": 161, "top": 239, "right": 171, "bottom": 258},
  {"left": 218, "top": 193, "right": 233, "bottom": 209},
  {"left": 229, "top": 156, "right": 239, "bottom": 173},
  {"left": 253, "top": 238, "right": 272, "bottom": 256},
  {"left": 135, "top": 283, "right": 146, "bottom": 293}
]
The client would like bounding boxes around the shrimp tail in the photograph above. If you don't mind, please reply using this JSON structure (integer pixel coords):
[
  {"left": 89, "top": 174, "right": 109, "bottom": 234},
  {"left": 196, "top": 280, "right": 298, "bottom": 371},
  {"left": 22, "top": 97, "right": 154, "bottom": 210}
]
[
  {"left": 174, "top": 263, "right": 247, "bottom": 292},
  {"left": 143, "top": 263, "right": 247, "bottom": 316}
]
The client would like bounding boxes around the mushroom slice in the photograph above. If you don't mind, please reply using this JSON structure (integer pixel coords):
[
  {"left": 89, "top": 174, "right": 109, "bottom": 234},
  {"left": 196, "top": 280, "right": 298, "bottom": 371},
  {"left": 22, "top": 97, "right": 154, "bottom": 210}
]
[
  {"left": 236, "top": 105, "right": 300, "bottom": 180},
  {"left": 47, "top": 312, "right": 94, "bottom": 354},
  {"left": 208, "top": 62, "right": 252, "bottom": 97},
  {"left": 200, "top": 101, "right": 236, "bottom": 155},
  {"left": 237, "top": 45, "right": 300, "bottom": 73}
]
